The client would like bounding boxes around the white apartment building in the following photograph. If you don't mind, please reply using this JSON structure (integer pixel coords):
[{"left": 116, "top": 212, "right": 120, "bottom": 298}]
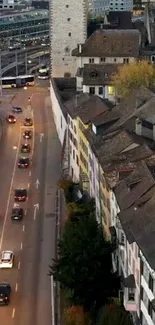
[
  {"left": 50, "top": 0, "right": 87, "bottom": 77},
  {"left": 109, "top": 0, "right": 133, "bottom": 11}
]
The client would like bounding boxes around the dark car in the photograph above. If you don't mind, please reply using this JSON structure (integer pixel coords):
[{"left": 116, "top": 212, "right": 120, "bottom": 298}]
[
  {"left": 24, "top": 118, "right": 33, "bottom": 126},
  {"left": 21, "top": 143, "right": 31, "bottom": 153},
  {"left": 23, "top": 130, "right": 32, "bottom": 140},
  {"left": 18, "top": 157, "right": 30, "bottom": 168},
  {"left": 14, "top": 189, "right": 27, "bottom": 202},
  {"left": 12, "top": 106, "right": 23, "bottom": 113},
  {"left": 6, "top": 114, "right": 16, "bottom": 124},
  {"left": 11, "top": 208, "right": 24, "bottom": 221},
  {"left": 0, "top": 283, "right": 11, "bottom": 305}
]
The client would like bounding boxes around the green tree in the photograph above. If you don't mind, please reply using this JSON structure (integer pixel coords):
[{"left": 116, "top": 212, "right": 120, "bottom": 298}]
[
  {"left": 98, "top": 304, "right": 134, "bottom": 325},
  {"left": 112, "top": 60, "right": 155, "bottom": 97},
  {"left": 64, "top": 306, "right": 91, "bottom": 325},
  {"left": 49, "top": 215, "right": 120, "bottom": 313}
]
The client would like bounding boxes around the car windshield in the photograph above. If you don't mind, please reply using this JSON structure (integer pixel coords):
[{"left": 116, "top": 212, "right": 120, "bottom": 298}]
[
  {"left": 23, "top": 144, "right": 28, "bottom": 147},
  {"left": 12, "top": 209, "right": 20, "bottom": 214},
  {"left": 15, "top": 190, "right": 25, "bottom": 195},
  {"left": 1, "top": 253, "right": 11, "bottom": 261},
  {"left": 20, "top": 158, "right": 27, "bottom": 162}
]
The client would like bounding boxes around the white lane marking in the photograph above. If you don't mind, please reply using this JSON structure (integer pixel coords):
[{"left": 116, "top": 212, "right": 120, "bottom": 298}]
[
  {"left": 20, "top": 242, "right": 23, "bottom": 250},
  {"left": 12, "top": 308, "right": 15, "bottom": 318},
  {"left": 0, "top": 127, "right": 22, "bottom": 251},
  {"left": 31, "top": 94, "right": 35, "bottom": 157},
  {"left": 18, "top": 261, "right": 20, "bottom": 270},
  {"left": 22, "top": 225, "right": 25, "bottom": 232},
  {"left": 15, "top": 283, "right": 18, "bottom": 292},
  {"left": 28, "top": 183, "right": 30, "bottom": 188},
  {"left": 35, "top": 179, "right": 40, "bottom": 189},
  {"left": 29, "top": 171, "right": 31, "bottom": 177},
  {"left": 40, "top": 133, "right": 44, "bottom": 142},
  {"left": 33, "top": 203, "right": 39, "bottom": 220},
  {"left": 24, "top": 210, "right": 27, "bottom": 216}
]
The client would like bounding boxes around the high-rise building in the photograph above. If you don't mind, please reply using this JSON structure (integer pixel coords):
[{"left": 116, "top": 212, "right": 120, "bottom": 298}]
[{"left": 50, "top": 0, "right": 87, "bottom": 78}]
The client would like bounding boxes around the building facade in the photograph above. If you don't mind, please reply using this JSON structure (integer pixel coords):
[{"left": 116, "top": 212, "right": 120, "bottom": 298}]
[{"left": 50, "top": 0, "right": 87, "bottom": 77}]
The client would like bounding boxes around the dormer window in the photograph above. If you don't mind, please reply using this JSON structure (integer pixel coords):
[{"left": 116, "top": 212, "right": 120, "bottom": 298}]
[
  {"left": 89, "top": 58, "right": 94, "bottom": 63},
  {"left": 90, "top": 71, "right": 98, "bottom": 78}
]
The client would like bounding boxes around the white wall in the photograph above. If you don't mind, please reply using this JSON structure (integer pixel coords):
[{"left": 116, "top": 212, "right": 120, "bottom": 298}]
[
  {"left": 76, "top": 56, "right": 135, "bottom": 69},
  {"left": 50, "top": 80, "right": 67, "bottom": 145},
  {"left": 83, "top": 84, "right": 115, "bottom": 102}
]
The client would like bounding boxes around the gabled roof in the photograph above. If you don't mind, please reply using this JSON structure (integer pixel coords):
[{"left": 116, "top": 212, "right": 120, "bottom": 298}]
[
  {"left": 81, "top": 63, "right": 121, "bottom": 86},
  {"left": 72, "top": 29, "right": 140, "bottom": 58}
]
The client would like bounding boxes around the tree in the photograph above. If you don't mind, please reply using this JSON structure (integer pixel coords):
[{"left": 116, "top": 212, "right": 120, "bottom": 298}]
[
  {"left": 50, "top": 215, "right": 120, "bottom": 313},
  {"left": 112, "top": 60, "right": 155, "bottom": 97},
  {"left": 64, "top": 306, "right": 91, "bottom": 325},
  {"left": 98, "top": 304, "right": 134, "bottom": 325}
]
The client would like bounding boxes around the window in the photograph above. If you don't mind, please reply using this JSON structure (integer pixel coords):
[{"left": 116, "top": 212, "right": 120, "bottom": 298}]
[
  {"left": 71, "top": 120, "right": 73, "bottom": 129},
  {"left": 74, "top": 125, "right": 77, "bottom": 134},
  {"left": 141, "top": 259, "right": 144, "bottom": 275},
  {"left": 66, "top": 4, "right": 69, "bottom": 7},
  {"left": 149, "top": 274, "right": 154, "bottom": 292},
  {"left": 68, "top": 33, "right": 71, "bottom": 37},
  {"left": 123, "top": 58, "right": 129, "bottom": 64},
  {"left": 76, "top": 155, "right": 79, "bottom": 166},
  {"left": 128, "top": 288, "right": 135, "bottom": 301},
  {"left": 114, "top": 58, "right": 117, "bottom": 62},
  {"left": 67, "top": 18, "right": 70, "bottom": 21},
  {"left": 73, "top": 149, "right": 75, "bottom": 160},
  {"left": 148, "top": 301, "right": 153, "bottom": 318},
  {"left": 100, "top": 57, "right": 105, "bottom": 63},
  {"left": 89, "top": 58, "right": 94, "bottom": 63},
  {"left": 89, "top": 87, "right": 95, "bottom": 94},
  {"left": 140, "top": 286, "right": 143, "bottom": 300},
  {"left": 99, "top": 87, "right": 103, "bottom": 95},
  {"left": 121, "top": 233, "right": 125, "bottom": 245}
]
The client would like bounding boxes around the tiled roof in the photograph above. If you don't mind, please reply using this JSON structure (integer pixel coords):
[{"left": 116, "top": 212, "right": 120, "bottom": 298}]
[
  {"left": 82, "top": 64, "right": 121, "bottom": 86},
  {"left": 64, "top": 93, "right": 111, "bottom": 123},
  {"left": 72, "top": 29, "right": 140, "bottom": 58}
]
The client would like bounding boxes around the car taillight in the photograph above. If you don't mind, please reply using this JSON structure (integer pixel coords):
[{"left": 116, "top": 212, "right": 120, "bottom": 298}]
[{"left": 5, "top": 296, "right": 8, "bottom": 300}]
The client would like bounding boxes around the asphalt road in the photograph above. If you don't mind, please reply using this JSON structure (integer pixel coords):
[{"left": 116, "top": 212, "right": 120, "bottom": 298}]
[{"left": 0, "top": 81, "right": 60, "bottom": 325}]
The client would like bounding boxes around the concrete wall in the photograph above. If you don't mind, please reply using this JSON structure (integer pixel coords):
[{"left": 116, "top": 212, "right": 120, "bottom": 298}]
[{"left": 50, "top": 79, "right": 67, "bottom": 145}]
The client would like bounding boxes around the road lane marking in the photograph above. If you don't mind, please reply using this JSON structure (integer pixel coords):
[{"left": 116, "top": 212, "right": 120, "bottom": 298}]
[
  {"left": 23, "top": 225, "right": 25, "bottom": 232},
  {"left": 0, "top": 127, "right": 22, "bottom": 251},
  {"left": 15, "top": 283, "right": 18, "bottom": 292},
  {"left": 12, "top": 308, "right": 15, "bottom": 318},
  {"left": 24, "top": 210, "right": 27, "bottom": 216},
  {"left": 18, "top": 261, "right": 20, "bottom": 270},
  {"left": 33, "top": 203, "right": 39, "bottom": 220},
  {"left": 35, "top": 179, "right": 40, "bottom": 189},
  {"left": 28, "top": 183, "right": 30, "bottom": 188},
  {"left": 29, "top": 171, "right": 31, "bottom": 177},
  {"left": 20, "top": 242, "right": 23, "bottom": 250}
]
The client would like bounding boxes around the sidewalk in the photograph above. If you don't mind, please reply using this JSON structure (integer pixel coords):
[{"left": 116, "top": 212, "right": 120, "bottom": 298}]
[{"left": 36, "top": 95, "right": 62, "bottom": 325}]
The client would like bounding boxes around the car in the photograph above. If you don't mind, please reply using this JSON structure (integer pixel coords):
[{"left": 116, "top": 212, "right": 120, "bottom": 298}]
[
  {"left": 24, "top": 117, "right": 33, "bottom": 126},
  {"left": 23, "top": 130, "right": 32, "bottom": 139},
  {"left": 6, "top": 114, "right": 16, "bottom": 124},
  {"left": 18, "top": 157, "right": 30, "bottom": 168},
  {"left": 12, "top": 106, "right": 23, "bottom": 113},
  {"left": 0, "top": 283, "right": 11, "bottom": 305},
  {"left": 11, "top": 207, "right": 24, "bottom": 221},
  {"left": 0, "top": 251, "right": 14, "bottom": 269},
  {"left": 21, "top": 143, "right": 31, "bottom": 153},
  {"left": 14, "top": 188, "right": 27, "bottom": 202}
]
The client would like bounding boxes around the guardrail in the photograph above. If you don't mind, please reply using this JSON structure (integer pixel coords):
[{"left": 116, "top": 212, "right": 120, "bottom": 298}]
[
  {"left": 1, "top": 50, "right": 49, "bottom": 75},
  {"left": 0, "top": 45, "right": 49, "bottom": 57}
]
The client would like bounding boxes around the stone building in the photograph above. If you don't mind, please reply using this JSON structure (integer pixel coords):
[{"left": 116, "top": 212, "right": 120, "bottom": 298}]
[{"left": 50, "top": 0, "right": 87, "bottom": 77}]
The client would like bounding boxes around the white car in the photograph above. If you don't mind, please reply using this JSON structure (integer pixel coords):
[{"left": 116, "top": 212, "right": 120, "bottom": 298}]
[{"left": 0, "top": 251, "right": 14, "bottom": 269}]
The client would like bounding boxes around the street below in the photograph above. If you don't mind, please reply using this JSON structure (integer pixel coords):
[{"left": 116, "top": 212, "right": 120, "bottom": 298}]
[{"left": 0, "top": 84, "right": 61, "bottom": 325}]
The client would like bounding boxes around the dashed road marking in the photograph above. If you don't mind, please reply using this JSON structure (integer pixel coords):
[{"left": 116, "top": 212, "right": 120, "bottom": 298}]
[
  {"left": 28, "top": 183, "right": 30, "bottom": 188},
  {"left": 25, "top": 210, "right": 27, "bottom": 216},
  {"left": 18, "top": 261, "right": 20, "bottom": 270},
  {"left": 15, "top": 283, "right": 18, "bottom": 292},
  {"left": 12, "top": 308, "right": 15, "bottom": 318},
  {"left": 29, "top": 171, "right": 31, "bottom": 177},
  {"left": 20, "top": 242, "right": 23, "bottom": 250},
  {"left": 23, "top": 225, "right": 25, "bottom": 232}
]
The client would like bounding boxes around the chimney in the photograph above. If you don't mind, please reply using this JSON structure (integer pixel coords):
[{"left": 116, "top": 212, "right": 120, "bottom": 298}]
[
  {"left": 78, "top": 44, "right": 82, "bottom": 54},
  {"left": 135, "top": 117, "right": 142, "bottom": 136}
]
